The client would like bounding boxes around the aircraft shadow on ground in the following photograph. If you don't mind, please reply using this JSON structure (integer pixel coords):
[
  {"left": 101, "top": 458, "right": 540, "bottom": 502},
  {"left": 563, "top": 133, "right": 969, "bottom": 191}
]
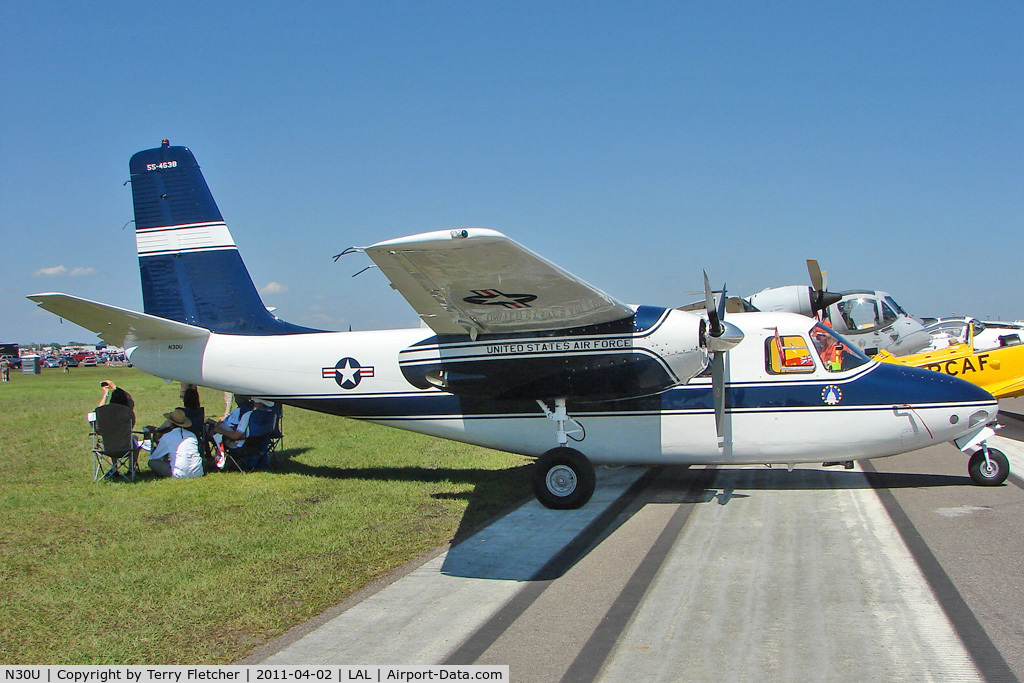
[
  {"left": 271, "top": 453, "right": 532, "bottom": 544},
  {"left": 711, "top": 467, "right": 974, "bottom": 491},
  {"left": 261, "top": 456, "right": 976, "bottom": 582},
  {"left": 440, "top": 465, "right": 978, "bottom": 582}
]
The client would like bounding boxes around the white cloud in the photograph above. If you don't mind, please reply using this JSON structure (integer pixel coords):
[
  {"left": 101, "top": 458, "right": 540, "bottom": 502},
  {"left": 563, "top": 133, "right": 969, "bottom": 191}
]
[
  {"left": 69, "top": 267, "right": 97, "bottom": 277},
  {"left": 34, "top": 265, "right": 98, "bottom": 277},
  {"left": 261, "top": 281, "right": 289, "bottom": 295},
  {"left": 34, "top": 266, "right": 68, "bottom": 277}
]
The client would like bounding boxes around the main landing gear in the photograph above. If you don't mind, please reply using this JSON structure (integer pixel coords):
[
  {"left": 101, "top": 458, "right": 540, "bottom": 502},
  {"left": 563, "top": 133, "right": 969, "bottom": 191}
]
[
  {"left": 533, "top": 447, "right": 596, "bottom": 509},
  {"left": 533, "top": 399, "right": 595, "bottom": 509}
]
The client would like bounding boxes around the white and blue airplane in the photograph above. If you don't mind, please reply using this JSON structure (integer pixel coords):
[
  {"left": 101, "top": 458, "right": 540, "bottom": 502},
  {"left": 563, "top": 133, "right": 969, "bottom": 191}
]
[{"left": 29, "top": 141, "right": 1010, "bottom": 508}]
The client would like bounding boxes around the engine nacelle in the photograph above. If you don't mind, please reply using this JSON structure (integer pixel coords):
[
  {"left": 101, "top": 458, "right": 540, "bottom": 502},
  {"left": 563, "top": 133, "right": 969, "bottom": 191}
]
[
  {"left": 747, "top": 285, "right": 815, "bottom": 317},
  {"left": 399, "top": 306, "right": 708, "bottom": 402}
]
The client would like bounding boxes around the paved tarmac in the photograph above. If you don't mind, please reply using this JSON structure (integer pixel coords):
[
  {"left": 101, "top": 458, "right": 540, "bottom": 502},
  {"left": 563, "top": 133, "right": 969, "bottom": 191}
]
[{"left": 245, "top": 401, "right": 1024, "bottom": 681}]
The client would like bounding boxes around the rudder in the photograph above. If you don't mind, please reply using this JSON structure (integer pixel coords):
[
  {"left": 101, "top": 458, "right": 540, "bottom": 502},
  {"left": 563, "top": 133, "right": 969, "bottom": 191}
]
[{"left": 129, "top": 140, "right": 319, "bottom": 335}]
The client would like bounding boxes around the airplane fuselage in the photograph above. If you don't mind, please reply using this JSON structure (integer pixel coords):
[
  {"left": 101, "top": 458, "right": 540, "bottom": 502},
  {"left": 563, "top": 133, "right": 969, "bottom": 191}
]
[{"left": 127, "top": 310, "right": 997, "bottom": 468}]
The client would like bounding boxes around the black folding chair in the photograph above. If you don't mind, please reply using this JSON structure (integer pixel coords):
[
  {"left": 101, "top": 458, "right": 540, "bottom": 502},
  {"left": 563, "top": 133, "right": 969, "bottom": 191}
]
[{"left": 90, "top": 404, "right": 141, "bottom": 482}]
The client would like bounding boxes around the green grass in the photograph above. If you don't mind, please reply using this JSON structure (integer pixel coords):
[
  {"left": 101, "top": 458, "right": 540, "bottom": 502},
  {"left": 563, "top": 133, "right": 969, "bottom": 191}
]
[{"left": 0, "top": 366, "right": 531, "bottom": 663}]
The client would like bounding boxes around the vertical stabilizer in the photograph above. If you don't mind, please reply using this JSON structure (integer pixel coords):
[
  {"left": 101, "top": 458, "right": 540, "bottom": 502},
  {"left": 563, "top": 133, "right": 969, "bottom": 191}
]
[{"left": 129, "top": 141, "right": 319, "bottom": 335}]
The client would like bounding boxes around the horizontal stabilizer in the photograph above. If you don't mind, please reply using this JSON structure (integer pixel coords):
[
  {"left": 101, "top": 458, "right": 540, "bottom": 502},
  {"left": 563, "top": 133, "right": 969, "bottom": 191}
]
[{"left": 27, "top": 293, "right": 210, "bottom": 348}]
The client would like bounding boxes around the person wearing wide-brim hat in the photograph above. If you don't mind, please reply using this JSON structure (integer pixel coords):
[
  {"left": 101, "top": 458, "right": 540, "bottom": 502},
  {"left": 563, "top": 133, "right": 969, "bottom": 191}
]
[
  {"left": 162, "top": 408, "right": 192, "bottom": 429},
  {"left": 147, "top": 408, "right": 203, "bottom": 478}
]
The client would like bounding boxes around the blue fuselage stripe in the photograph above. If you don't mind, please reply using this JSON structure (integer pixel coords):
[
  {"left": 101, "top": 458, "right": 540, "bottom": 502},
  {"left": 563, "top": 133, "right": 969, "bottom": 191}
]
[{"left": 271, "top": 363, "right": 995, "bottom": 420}]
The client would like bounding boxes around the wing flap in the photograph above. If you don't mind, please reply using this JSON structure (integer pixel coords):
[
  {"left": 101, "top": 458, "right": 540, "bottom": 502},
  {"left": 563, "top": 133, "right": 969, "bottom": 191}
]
[
  {"left": 363, "top": 229, "right": 634, "bottom": 336},
  {"left": 27, "top": 293, "right": 210, "bottom": 347}
]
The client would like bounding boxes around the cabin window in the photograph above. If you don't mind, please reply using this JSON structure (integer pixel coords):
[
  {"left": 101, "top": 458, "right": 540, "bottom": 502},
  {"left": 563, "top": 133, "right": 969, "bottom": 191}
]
[
  {"left": 766, "top": 333, "right": 816, "bottom": 374},
  {"left": 837, "top": 297, "right": 881, "bottom": 331},
  {"left": 809, "top": 323, "right": 870, "bottom": 373}
]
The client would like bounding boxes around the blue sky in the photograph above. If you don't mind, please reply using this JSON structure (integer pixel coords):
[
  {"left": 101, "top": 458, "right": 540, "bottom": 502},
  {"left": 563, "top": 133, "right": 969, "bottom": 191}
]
[{"left": 3, "top": 3, "right": 1022, "bottom": 344}]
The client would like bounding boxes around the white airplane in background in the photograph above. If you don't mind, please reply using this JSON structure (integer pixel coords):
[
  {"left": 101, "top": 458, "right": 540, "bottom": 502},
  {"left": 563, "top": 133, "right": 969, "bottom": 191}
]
[
  {"left": 743, "top": 262, "right": 930, "bottom": 356},
  {"left": 28, "top": 142, "right": 1010, "bottom": 509},
  {"left": 899, "top": 317, "right": 1024, "bottom": 354}
]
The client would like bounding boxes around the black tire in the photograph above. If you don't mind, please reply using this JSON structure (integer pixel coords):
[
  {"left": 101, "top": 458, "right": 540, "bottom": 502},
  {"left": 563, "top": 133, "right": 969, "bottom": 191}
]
[
  {"left": 532, "top": 447, "right": 596, "bottom": 510},
  {"left": 968, "top": 448, "right": 1010, "bottom": 486}
]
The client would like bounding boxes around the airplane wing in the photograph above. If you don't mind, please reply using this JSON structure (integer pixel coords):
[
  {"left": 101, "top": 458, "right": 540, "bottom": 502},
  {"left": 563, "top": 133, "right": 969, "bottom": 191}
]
[
  {"left": 362, "top": 228, "right": 634, "bottom": 336},
  {"left": 27, "top": 293, "right": 210, "bottom": 347}
]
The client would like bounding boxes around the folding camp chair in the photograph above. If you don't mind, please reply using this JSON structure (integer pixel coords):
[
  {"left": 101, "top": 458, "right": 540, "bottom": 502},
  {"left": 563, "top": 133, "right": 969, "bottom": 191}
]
[
  {"left": 270, "top": 402, "right": 284, "bottom": 452},
  {"left": 224, "top": 406, "right": 281, "bottom": 473},
  {"left": 90, "top": 404, "right": 141, "bottom": 482}
]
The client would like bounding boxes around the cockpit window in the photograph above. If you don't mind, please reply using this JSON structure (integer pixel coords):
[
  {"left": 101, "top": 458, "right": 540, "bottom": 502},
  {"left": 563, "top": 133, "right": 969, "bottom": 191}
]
[
  {"left": 880, "top": 300, "right": 898, "bottom": 327},
  {"left": 765, "top": 331, "right": 816, "bottom": 374},
  {"left": 837, "top": 297, "right": 881, "bottom": 331},
  {"left": 809, "top": 323, "right": 871, "bottom": 372},
  {"left": 884, "top": 296, "right": 908, "bottom": 317}
]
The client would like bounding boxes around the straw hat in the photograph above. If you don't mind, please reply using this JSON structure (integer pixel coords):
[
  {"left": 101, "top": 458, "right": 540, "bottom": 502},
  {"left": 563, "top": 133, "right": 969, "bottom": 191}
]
[{"left": 163, "top": 408, "right": 192, "bottom": 428}]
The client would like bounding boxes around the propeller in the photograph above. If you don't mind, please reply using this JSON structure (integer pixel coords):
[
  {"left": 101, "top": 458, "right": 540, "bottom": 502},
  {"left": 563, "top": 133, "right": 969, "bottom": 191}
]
[
  {"left": 702, "top": 272, "right": 744, "bottom": 443},
  {"left": 806, "top": 259, "right": 842, "bottom": 314}
]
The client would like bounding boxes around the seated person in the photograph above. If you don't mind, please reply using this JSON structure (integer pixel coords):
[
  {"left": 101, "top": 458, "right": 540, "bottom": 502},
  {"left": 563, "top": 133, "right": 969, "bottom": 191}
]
[
  {"left": 98, "top": 384, "right": 139, "bottom": 468},
  {"left": 211, "top": 397, "right": 277, "bottom": 470},
  {"left": 100, "top": 383, "right": 136, "bottom": 423},
  {"left": 180, "top": 386, "right": 204, "bottom": 425},
  {"left": 154, "top": 386, "right": 206, "bottom": 440},
  {"left": 207, "top": 395, "right": 253, "bottom": 466},
  {"left": 148, "top": 409, "right": 203, "bottom": 478},
  {"left": 218, "top": 395, "right": 254, "bottom": 439}
]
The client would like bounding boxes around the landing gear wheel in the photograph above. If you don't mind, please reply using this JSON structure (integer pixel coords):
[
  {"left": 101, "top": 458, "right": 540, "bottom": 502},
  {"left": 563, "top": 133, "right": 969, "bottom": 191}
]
[
  {"left": 532, "top": 447, "right": 596, "bottom": 510},
  {"left": 968, "top": 448, "right": 1009, "bottom": 486}
]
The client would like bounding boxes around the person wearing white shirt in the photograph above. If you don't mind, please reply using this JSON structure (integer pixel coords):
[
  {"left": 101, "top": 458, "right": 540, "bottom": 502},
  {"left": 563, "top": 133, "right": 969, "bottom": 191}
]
[{"left": 148, "top": 409, "right": 203, "bottom": 478}]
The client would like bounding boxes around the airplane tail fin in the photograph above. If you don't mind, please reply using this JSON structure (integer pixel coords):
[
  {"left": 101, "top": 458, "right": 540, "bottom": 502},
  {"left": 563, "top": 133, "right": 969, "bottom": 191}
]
[{"left": 129, "top": 141, "right": 320, "bottom": 335}]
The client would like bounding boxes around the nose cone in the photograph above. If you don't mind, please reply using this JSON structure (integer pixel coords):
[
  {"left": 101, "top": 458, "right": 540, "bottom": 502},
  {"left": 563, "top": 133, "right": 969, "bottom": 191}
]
[
  {"left": 868, "top": 361, "right": 995, "bottom": 405},
  {"left": 854, "top": 362, "right": 998, "bottom": 446},
  {"left": 862, "top": 361, "right": 998, "bottom": 438},
  {"left": 705, "top": 319, "right": 744, "bottom": 353}
]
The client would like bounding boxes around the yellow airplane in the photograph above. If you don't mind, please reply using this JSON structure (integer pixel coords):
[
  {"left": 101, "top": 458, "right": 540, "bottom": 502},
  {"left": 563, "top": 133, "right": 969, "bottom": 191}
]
[{"left": 875, "top": 326, "right": 1024, "bottom": 399}]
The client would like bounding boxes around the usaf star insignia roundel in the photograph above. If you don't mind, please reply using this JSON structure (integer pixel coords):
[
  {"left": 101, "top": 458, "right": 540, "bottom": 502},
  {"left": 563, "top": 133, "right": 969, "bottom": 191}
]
[{"left": 322, "top": 357, "right": 375, "bottom": 390}]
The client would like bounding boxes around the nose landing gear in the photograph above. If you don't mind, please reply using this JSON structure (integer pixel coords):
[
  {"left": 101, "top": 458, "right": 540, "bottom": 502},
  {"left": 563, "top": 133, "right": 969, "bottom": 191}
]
[
  {"left": 956, "top": 425, "right": 1011, "bottom": 486},
  {"left": 968, "top": 444, "right": 1009, "bottom": 486}
]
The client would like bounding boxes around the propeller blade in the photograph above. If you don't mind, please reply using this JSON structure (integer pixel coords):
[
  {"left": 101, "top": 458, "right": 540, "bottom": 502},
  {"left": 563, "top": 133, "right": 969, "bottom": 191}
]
[
  {"left": 702, "top": 271, "right": 738, "bottom": 443},
  {"left": 807, "top": 259, "right": 824, "bottom": 292},
  {"left": 711, "top": 351, "right": 725, "bottom": 440},
  {"left": 703, "top": 271, "right": 721, "bottom": 337},
  {"left": 806, "top": 259, "right": 841, "bottom": 312},
  {"left": 717, "top": 282, "right": 728, "bottom": 325}
]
